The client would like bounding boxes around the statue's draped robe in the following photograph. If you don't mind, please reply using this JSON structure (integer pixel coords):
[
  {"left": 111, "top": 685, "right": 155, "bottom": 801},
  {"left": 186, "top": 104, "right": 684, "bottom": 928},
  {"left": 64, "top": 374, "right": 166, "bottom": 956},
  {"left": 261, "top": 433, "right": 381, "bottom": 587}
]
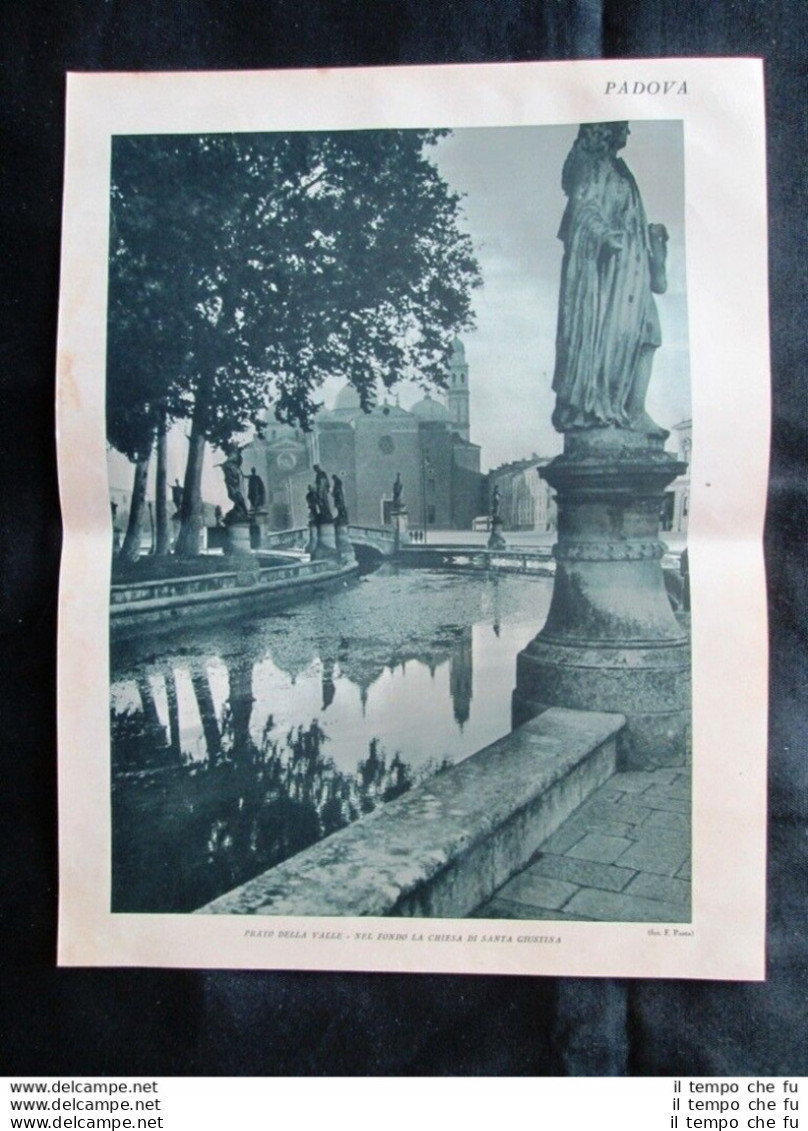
[{"left": 552, "top": 155, "right": 661, "bottom": 431}]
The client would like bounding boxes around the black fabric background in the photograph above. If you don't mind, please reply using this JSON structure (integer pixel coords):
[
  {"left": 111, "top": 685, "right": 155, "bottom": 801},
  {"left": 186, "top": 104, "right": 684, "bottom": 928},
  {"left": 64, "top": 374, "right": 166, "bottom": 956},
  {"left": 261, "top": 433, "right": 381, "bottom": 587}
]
[{"left": 2, "top": 0, "right": 806, "bottom": 1076}]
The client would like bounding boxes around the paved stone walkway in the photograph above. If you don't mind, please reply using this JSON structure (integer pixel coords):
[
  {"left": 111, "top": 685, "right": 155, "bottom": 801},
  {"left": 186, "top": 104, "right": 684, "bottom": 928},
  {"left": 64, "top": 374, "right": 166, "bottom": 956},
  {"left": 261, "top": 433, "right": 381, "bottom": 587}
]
[{"left": 475, "top": 767, "right": 691, "bottom": 922}]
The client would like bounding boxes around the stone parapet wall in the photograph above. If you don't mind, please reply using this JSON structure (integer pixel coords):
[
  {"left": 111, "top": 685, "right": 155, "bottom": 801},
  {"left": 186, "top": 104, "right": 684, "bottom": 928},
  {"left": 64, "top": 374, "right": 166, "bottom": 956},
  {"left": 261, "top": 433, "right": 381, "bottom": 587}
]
[
  {"left": 198, "top": 707, "right": 625, "bottom": 919},
  {"left": 110, "top": 556, "right": 330, "bottom": 605},
  {"left": 109, "top": 558, "right": 358, "bottom": 638}
]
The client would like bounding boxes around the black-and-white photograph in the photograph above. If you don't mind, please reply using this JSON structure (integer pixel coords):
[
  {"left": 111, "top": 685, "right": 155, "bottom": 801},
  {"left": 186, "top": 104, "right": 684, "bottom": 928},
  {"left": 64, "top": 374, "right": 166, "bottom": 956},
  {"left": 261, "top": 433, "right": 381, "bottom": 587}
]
[{"left": 106, "top": 118, "right": 693, "bottom": 923}]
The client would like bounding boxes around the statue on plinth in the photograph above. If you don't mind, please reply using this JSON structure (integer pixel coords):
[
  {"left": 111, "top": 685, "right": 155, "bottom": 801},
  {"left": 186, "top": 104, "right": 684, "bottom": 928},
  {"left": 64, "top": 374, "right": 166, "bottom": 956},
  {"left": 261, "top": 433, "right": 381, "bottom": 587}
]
[
  {"left": 216, "top": 447, "right": 252, "bottom": 555},
  {"left": 247, "top": 467, "right": 266, "bottom": 513},
  {"left": 331, "top": 473, "right": 355, "bottom": 561},
  {"left": 171, "top": 479, "right": 184, "bottom": 517},
  {"left": 392, "top": 472, "right": 403, "bottom": 511},
  {"left": 513, "top": 121, "right": 690, "bottom": 770},
  {"left": 488, "top": 484, "right": 506, "bottom": 549},
  {"left": 332, "top": 474, "right": 349, "bottom": 524},
  {"left": 305, "top": 484, "right": 319, "bottom": 556},
  {"left": 313, "top": 464, "right": 333, "bottom": 523},
  {"left": 219, "top": 448, "right": 249, "bottom": 524},
  {"left": 551, "top": 121, "right": 668, "bottom": 438}
]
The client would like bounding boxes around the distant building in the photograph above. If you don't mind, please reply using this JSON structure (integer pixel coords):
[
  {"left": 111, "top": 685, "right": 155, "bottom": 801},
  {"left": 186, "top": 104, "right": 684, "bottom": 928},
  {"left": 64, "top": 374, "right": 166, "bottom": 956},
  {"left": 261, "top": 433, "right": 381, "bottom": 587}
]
[
  {"left": 663, "top": 419, "right": 691, "bottom": 534},
  {"left": 242, "top": 339, "right": 484, "bottom": 532},
  {"left": 488, "top": 457, "right": 557, "bottom": 532}
]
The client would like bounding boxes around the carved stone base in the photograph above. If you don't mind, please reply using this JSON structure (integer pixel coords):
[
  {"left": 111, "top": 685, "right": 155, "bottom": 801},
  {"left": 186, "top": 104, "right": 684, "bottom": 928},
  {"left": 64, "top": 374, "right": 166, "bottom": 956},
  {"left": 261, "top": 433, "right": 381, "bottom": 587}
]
[
  {"left": 512, "top": 430, "right": 690, "bottom": 769},
  {"left": 249, "top": 507, "right": 269, "bottom": 550},
  {"left": 312, "top": 521, "right": 339, "bottom": 560},
  {"left": 487, "top": 516, "right": 506, "bottom": 549},
  {"left": 224, "top": 521, "right": 253, "bottom": 557},
  {"left": 392, "top": 506, "right": 410, "bottom": 550},
  {"left": 335, "top": 521, "right": 356, "bottom": 561},
  {"left": 306, "top": 521, "right": 318, "bottom": 557}
]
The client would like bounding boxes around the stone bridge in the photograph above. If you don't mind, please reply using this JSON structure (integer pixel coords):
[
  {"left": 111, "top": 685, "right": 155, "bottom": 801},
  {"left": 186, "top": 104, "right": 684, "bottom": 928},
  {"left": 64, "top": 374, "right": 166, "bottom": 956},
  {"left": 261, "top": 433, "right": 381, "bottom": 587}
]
[
  {"left": 261, "top": 526, "right": 555, "bottom": 570},
  {"left": 262, "top": 524, "right": 398, "bottom": 558}
]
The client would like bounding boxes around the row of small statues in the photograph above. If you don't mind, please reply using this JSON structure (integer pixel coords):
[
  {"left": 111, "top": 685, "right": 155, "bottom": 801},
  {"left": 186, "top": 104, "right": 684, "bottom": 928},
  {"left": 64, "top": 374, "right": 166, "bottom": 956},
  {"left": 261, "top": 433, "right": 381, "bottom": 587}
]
[
  {"left": 177, "top": 451, "right": 503, "bottom": 530},
  {"left": 213, "top": 451, "right": 503, "bottom": 528},
  {"left": 306, "top": 469, "right": 403, "bottom": 526},
  {"left": 198, "top": 448, "right": 408, "bottom": 529},
  {"left": 306, "top": 465, "right": 347, "bottom": 525}
]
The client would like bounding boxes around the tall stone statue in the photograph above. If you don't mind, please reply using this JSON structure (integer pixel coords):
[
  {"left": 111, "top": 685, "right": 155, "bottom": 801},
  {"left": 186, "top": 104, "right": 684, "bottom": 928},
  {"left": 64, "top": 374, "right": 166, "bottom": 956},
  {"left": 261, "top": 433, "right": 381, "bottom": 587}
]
[
  {"left": 490, "top": 484, "right": 501, "bottom": 520},
  {"left": 313, "top": 464, "right": 332, "bottom": 523},
  {"left": 392, "top": 472, "right": 403, "bottom": 510},
  {"left": 332, "top": 474, "right": 348, "bottom": 524},
  {"left": 305, "top": 485, "right": 319, "bottom": 524},
  {"left": 552, "top": 121, "right": 668, "bottom": 437},
  {"left": 220, "top": 448, "right": 248, "bottom": 522},
  {"left": 247, "top": 467, "right": 266, "bottom": 512},
  {"left": 514, "top": 120, "right": 689, "bottom": 769}
]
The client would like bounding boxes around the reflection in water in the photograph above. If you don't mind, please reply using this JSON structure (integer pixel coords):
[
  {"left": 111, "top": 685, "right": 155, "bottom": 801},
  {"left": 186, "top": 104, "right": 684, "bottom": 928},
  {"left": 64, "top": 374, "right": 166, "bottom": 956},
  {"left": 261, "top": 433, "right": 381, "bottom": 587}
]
[
  {"left": 111, "top": 569, "right": 552, "bottom": 912},
  {"left": 111, "top": 705, "right": 449, "bottom": 913}
]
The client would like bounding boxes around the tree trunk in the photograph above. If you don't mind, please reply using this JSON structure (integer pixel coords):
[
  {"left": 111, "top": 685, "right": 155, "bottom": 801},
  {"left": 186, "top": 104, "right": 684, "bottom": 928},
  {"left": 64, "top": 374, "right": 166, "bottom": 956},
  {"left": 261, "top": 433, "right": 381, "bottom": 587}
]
[
  {"left": 154, "top": 406, "right": 170, "bottom": 556},
  {"left": 166, "top": 668, "right": 181, "bottom": 759},
  {"left": 191, "top": 666, "right": 221, "bottom": 761},
  {"left": 120, "top": 443, "right": 153, "bottom": 564},
  {"left": 175, "top": 416, "right": 207, "bottom": 557}
]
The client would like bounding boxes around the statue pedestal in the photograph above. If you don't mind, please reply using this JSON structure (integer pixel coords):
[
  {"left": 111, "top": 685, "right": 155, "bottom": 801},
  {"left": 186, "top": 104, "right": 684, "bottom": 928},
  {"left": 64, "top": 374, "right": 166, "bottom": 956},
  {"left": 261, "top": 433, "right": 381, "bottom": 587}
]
[
  {"left": 335, "top": 521, "right": 355, "bottom": 562},
  {"left": 313, "top": 521, "right": 339, "bottom": 561},
  {"left": 392, "top": 506, "right": 410, "bottom": 551},
  {"left": 487, "top": 516, "right": 506, "bottom": 549},
  {"left": 249, "top": 507, "right": 269, "bottom": 550},
  {"left": 224, "top": 521, "right": 253, "bottom": 557},
  {"left": 513, "top": 429, "right": 690, "bottom": 769},
  {"left": 306, "top": 521, "right": 318, "bottom": 557}
]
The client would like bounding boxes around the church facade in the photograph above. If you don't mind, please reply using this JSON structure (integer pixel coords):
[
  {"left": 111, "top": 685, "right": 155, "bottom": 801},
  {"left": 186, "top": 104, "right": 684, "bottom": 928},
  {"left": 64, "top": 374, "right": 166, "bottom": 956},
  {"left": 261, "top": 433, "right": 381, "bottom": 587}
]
[{"left": 242, "top": 340, "right": 484, "bottom": 532}]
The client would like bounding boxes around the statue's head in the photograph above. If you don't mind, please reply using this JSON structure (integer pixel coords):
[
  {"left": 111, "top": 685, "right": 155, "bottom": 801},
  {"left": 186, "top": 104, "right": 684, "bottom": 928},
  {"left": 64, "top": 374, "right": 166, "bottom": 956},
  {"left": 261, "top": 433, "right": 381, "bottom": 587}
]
[
  {"left": 577, "top": 121, "right": 629, "bottom": 153},
  {"left": 563, "top": 122, "right": 630, "bottom": 195}
]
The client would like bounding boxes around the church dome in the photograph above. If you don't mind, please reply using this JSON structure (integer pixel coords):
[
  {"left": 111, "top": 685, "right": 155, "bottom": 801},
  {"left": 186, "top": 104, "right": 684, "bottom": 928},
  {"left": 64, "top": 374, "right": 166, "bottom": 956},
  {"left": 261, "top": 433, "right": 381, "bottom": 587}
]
[
  {"left": 333, "top": 383, "right": 362, "bottom": 411},
  {"left": 451, "top": 337, "right": 466, "bottom": 359},
  {"left": 410, "top": 392, "right": 450, "bottom": 423}
]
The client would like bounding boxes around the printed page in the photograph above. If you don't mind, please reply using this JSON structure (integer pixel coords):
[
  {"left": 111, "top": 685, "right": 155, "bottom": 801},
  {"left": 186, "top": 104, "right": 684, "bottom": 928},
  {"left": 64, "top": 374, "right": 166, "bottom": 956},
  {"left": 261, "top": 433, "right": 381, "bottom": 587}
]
[{"left": 56, "top": 59, "right": 769, "bottom": 977}]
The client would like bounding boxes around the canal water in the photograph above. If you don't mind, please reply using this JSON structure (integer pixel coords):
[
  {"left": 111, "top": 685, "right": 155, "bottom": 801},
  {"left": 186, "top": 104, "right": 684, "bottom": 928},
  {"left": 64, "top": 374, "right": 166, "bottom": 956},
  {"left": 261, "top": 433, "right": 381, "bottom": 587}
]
[{"left": 110, "top": 566, "right": 553, "bottom": 912}]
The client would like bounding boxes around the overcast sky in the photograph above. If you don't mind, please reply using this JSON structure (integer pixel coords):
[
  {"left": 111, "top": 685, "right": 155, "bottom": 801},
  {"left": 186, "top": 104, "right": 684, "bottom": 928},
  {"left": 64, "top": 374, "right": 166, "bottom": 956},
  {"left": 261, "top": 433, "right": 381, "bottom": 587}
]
[
  {"left": 109, "top": 119, "right": 691, "bottom": 500},
  {"left": 426, "top": 119, "right": 688, "bottom": 468},
  {"left": 321, "top": 119, "right": 690, "bottom": 471}
]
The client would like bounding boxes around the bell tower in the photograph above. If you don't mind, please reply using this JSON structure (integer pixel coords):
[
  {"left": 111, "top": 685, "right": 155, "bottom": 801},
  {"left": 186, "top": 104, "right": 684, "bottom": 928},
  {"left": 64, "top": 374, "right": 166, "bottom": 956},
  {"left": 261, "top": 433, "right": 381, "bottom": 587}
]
[{"left": 446, "top": 338, "right": 470, "bottom": 442}]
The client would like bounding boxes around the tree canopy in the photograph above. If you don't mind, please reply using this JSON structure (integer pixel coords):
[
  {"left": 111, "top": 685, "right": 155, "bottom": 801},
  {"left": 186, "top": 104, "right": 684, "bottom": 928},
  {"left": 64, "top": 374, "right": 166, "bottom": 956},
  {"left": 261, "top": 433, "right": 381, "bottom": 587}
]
[{"left": 107, "top": 128, "right": 482, "bottom": 454}]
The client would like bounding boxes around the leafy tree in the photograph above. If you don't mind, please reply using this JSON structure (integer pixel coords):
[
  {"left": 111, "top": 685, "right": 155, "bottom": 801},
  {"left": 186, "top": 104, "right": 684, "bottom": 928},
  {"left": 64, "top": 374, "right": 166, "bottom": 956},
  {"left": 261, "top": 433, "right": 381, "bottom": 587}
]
[
  {"left": 107, "top": 147, "right": 195, "bottom": 560},
  {"left": 108, "top": 130, "right": 481, "bottom": 555}
]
